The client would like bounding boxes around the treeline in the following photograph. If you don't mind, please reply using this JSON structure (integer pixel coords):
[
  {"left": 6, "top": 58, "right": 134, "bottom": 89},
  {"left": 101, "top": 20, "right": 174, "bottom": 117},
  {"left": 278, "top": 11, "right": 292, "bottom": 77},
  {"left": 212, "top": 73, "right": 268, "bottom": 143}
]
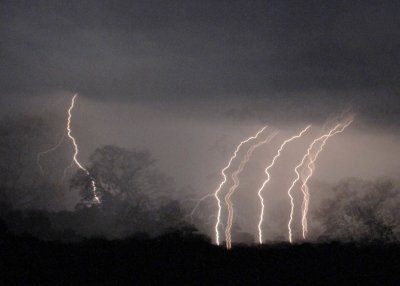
[
  {"left": 0, "top": 114, "right": 196, "bottom": 240},
  {"left": 1, "top": 230, "right": 400, "bottom": 284},
  {"left": 1, "top": 114, "right": 400, "bottom": 244}
]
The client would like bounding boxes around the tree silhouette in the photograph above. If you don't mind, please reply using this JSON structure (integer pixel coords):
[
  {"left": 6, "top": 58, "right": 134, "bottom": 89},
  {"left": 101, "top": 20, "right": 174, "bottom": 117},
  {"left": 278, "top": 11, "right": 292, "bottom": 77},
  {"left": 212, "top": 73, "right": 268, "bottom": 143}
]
[
  {"left": 316, "top": 178, "right": 400, "bottom": 242},
  {"left": 70, "top": 145, "right": 189, "bottom": 237}
]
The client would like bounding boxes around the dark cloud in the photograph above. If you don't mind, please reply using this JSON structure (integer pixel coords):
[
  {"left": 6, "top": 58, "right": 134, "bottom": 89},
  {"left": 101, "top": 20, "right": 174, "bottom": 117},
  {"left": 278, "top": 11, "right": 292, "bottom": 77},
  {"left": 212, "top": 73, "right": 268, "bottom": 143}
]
[
  {"left": 1, "top": 0, "right": 400, "bottom": 124},
  {"left": 226, "top": 91, "right": 400, "bottom": 130}
]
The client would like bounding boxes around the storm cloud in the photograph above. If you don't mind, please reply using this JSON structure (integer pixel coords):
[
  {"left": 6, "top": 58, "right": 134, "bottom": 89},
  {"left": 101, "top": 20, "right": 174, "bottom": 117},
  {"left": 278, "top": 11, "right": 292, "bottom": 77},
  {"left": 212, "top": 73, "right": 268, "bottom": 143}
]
[{"left": 1, "top": 0, "right": 400, "bottom": 125}]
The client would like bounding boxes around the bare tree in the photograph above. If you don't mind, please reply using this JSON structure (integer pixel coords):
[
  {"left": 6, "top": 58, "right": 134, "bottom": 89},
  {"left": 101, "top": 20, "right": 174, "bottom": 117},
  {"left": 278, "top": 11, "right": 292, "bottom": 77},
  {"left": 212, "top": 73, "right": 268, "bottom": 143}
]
[
  {"left": 315, "top": 178, "right": 400, "bottom": 242},
  {"left": 70, "top": 145, "right": 188, "bottom": 237}
]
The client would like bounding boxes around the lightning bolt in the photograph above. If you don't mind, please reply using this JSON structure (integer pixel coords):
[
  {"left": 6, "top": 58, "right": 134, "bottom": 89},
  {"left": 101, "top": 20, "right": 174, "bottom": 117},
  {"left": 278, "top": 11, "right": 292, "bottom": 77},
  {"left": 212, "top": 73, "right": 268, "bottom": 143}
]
[
  {"left": 67, "top": 94, "right": 100, "bottom": 204},
  {"left": 186, "top": 193, "right": 214, "bottom": 223},
  {"left": 214, "top": 126, "right": 268, "bottom": 246},
  {"left": 300, "top": 118, "right": 353, "bottom": 239},
  {"left": 287, "top": 118, "right": 353, "bottom": 243},
  {"left": 256, "top": 125, "right": 311, "bottom": 244},
  {"left": 36, "top": 132, "right": 66, "bottom": 176},
  {"left": 224, "top": 130, "right": 278, "bottom": 249},
  {"left": 300, "top": 163, "right": 313, "bottom": 239}
]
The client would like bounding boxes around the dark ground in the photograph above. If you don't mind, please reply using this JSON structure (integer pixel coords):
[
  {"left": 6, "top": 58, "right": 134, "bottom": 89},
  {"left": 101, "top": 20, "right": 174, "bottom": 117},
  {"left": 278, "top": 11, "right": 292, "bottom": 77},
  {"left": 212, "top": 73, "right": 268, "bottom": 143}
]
[{"left": 1, "top": 231, "right": 400, "bottom": 285}]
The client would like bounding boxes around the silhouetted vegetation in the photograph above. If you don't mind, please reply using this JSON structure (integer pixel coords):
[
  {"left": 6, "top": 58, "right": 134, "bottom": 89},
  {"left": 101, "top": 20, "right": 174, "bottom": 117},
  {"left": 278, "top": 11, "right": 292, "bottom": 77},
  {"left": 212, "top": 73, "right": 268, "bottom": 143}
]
[
  {"left": 0, "top": 115, "right": 192, "bottom": 240},
  {"left": 2, "top": 231, "right": 400, "bottom": 284},
  {"left": 1, "top": 115, "right": 400, "bottom": 284},
  {"left": 314, "top": 178, "right": 400, "bottom": 242}
]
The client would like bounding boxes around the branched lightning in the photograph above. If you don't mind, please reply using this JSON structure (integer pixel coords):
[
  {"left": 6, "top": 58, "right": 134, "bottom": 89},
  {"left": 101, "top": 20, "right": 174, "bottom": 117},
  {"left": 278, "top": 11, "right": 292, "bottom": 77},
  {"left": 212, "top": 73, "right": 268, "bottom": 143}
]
[
  {"left": 37, "top": 132, "right": 66, "bottom": 176},
  {"left": 299, "top": 162, "right": 313, "bottom": 239},
  {"left": 67, "top": 94, "right": 100, "bottom": 203},
  {"left": 287, "top": 118, "right": 353, "bottom": 243},
  {"left": 256, "top": 125, "right": 311, "bottom": 244},
  {"left": 300, "top": 118, "right": 353, "bottom": 239},
  {"left": 224, "top": 131, "right": 278, "bottom": 249},
  {"left": 214, "top": 126, "right": 268, "bottom": 246},
  {"left": 186, "top": 193, "right": 215, "bottom": 222}
]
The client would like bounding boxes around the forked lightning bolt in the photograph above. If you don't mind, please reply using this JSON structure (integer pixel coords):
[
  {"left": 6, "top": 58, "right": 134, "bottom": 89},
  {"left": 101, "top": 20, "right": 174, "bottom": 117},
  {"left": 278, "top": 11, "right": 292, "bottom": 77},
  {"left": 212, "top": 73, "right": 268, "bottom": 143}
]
[
  {"left": 287, "top": 119, "right": 353, "bottom": 243},
  {"left": 224, "top": 131, "right": 278, "bottom": 249},
  {"left": 300, "top": 118, "right": 353, "bottom": 239},
  {"left": 256, "top": 125, "right": 311, "bottom": 244},
  {"left": 286, "top": 124, "right": 341, "bottom": 243},
  {"left": 300, "top": 169, "right": 311, "bottom": 238},
  {"left": 67, "top": 94, "right": 100, "bottom": 203},
  {"left": 214, "top": 126, "right": 268, "bottom": 246}
]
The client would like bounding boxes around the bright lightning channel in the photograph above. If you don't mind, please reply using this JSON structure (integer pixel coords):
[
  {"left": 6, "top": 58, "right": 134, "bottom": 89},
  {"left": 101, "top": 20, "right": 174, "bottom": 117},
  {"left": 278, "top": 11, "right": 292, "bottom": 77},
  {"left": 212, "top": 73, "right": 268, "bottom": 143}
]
[
  {"left": 67, "top": 94, "right": 100, "bottom": 204},
  {"left": 300, "top": 118, "right": 353, "bottom": 239},
  {"left": 256, "top": 125, "right": 311, "bottom": 244},
  {"left": 286, "top": 119, "right": 353, "bottom": 243},
  {"left": 224, "top": 130, "right": 278, "bottom": 249},
  {"left": 214, "top": 126, "right": 268, "bottom": 246}
]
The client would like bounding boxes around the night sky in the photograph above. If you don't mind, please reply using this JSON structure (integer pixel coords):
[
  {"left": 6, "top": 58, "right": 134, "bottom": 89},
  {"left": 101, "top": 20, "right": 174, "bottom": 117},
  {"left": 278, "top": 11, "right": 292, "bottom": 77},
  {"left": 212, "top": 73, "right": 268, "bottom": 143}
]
[
  {"left": 1, "top": 1, "right": 400, "bottom": 124},
  {"left": 1, "top": 0, "right": 400, "bottom": 240}
]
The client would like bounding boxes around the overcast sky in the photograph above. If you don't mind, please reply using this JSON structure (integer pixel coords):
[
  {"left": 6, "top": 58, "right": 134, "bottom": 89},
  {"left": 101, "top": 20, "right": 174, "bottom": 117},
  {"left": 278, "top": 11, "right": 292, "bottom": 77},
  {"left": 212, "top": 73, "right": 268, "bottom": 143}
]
[
  {"left": 1, "top": 1, "right": 399, "bottom": 160},
  {"left": 1, "top": 0, "right": 400, "bottom": 125}
]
